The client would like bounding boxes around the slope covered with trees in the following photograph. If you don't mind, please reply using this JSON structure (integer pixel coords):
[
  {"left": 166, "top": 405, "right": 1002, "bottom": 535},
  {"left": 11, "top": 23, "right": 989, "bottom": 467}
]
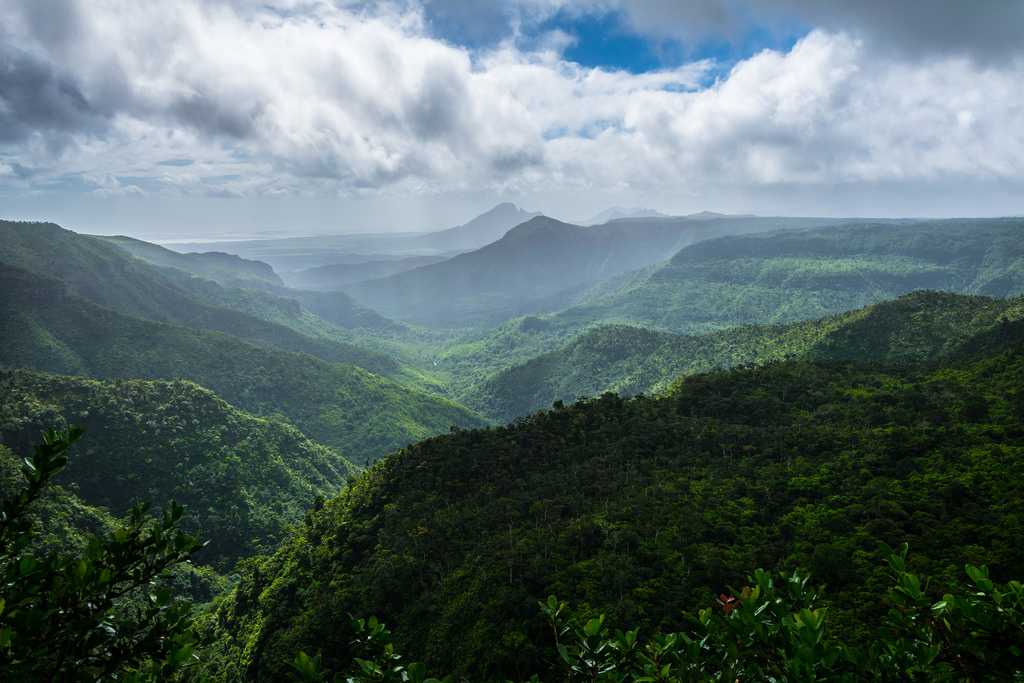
[
  {"left": 0, "top": 370, "right": 359, "bottom": 568},
  {"left": 199, "top": 317, "right": 1024, "bottom": 680},
  {"left": 287, "top": 555, "right": 1024, "bottom": 682},
  {"left": 470, "top": 292, "right": 1024, "bottom": 420},
  {"left": 0, "top": 429, "right": 207, "bottom": 680},
  {"left": 0, "top": 442, "right": 119, "bottom": 555},
  {"left": 563, "top": 218, "right": 1024, "bottom": 334},
  {"left": 0, "top": 265, "right": 485, "bottom": 464},
  {"left": 96, "top": 235, "right": 284, "bottom": 289},
  {"left": 0, "top": 221, "right": 402, "bottom": 376},
  {"left": 346, "top": 215, "right": 839, "bottom": 325},
  {"left": 285, "top": 255, "right": 449, "bottom": 290}
]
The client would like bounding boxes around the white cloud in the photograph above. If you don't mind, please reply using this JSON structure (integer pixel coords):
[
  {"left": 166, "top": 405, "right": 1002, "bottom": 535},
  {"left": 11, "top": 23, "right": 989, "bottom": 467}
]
[{"left": 1, "top": 0, "right": 1023, "bottom": 206}]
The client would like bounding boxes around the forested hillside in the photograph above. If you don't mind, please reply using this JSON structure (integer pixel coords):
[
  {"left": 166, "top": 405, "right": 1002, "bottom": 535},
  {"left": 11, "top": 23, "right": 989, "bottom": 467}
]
[
  {"left": 0, "top": 221, "right": 400, "bottom": 376},
  {"left": 0, "top": 370, "right": 358, "bottom": 568},
  {"left": 199, "top": 318, "right": 1024, "bottom": 680},
  {"left": 562, "top": 218, "right": 1024, "bottom": 334},
  {"left": 345, "top": 215, "right": 839, "bottom": 325},
  {"left": 285, "top": 255, "right": 448, "bottom": 290},
  {"left": 96, "top": 235, "right": 284, "bottom": 289},
  {"left": 0, "top": 442, "right": 119, "bottom": 556},
  {"left": 470, "top": 292, "right": 1024, "bottom": 420},
  {"left": 5, "top": 3, "right": 1024, "bottom": 678},
  {"left": 0, "top": 265, "right": 485, "bottom": 464}
]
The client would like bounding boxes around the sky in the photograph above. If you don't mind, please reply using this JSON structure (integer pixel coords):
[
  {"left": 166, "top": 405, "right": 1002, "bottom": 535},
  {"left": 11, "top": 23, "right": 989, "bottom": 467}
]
[{"left": 2, "top": 0, "right": 1024, "bottom": 240}]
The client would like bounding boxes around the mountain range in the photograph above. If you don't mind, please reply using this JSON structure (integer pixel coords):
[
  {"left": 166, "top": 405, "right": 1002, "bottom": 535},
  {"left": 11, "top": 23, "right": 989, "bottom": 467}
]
[
  {"left": 410, "top": 202, "right": 542, "bottom": 252},
  {"left": 0, "top": 222, "right": 486, "bottom": 463},
  {"left": 468, "top": 291, "right": 1024, "bottom": 420},
  {"left": 344, "top": 214, "right": 842, "bottom": 325},
  {"left": 586, "top": 206, "right": 667, "bottom": 225},
  {"left": 199, "top": 310, "right": 1024, "bottom": 679},
  {"left": 3, "top": 207, "right": 1024, "bottom": 681},
  {"left": 167, "top": 202, "right": 541, "bottom": 273},
  {"left": 556, "top": 217, "right": 1024, "bottom": 333}
]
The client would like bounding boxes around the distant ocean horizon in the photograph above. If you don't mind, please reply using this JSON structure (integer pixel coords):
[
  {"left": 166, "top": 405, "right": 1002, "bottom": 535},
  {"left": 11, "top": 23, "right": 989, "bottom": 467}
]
[
  {"left": 156, "top": 233, "right": 296, "bottom": 246},
  {"left": 152, "top": 227, "right": 433, "bottom": 250}
]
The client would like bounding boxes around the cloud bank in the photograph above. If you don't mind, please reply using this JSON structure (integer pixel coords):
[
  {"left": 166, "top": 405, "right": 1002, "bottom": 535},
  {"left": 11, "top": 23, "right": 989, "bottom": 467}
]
[{"left": 1, "top": 0, "right": 1023, "bottom": 209}]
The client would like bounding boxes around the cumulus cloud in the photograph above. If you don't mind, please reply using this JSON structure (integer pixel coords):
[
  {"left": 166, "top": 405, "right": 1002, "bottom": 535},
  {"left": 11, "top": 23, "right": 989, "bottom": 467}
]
[
  {"left": 620, "top": 0, "right": 1024, "bottom": 62},
  {"left": 439, "top": 1, "right": 1024, "bottom": 62},
  {"left": 0, "top": 0, "right": 1022, "bottom": 204}
]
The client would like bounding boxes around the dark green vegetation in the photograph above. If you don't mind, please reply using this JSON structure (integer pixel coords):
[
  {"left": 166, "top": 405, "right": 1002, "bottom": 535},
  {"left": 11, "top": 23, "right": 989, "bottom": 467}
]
[
  {"left": 345, "top": 215, "right": 838, "bottom": 325},
  {"left": 0, "top": 220, "right": 487, "bottom": 464},
  {"left": 198, "top": 316, "right": 1024, "bottom": 679},
  {"left": 425, "top": 218, "right": 1024, "bottom": 416},
  {"left": 0, "top": 264, "right": 483, "bottom": 464},
  {"left": 5, "top": 432, "right": 1023, "bottom": 682},
  {"left": 0, "top": 441, "right": 223, "bottom": 603},
  {"left": 471, "top": 292, "right": 1024, "bottom": 421},
  {"left": 0, "top": 370, "right": 357, "bottom": 568},
  {"left": 292, "top": 552, "right": 1024, "bottom": 681},
  {"left": 563, "top": 218, "right": 1024, "bottom": 335},
  {"left": 0, "top": 429, "right": 202, "bottom": 681},
  {"left": 4, "top": 211, "right": 1024, "bottom": 680},
  {"left": 0, "top": 221, "right": 397, "bottom": 374}
]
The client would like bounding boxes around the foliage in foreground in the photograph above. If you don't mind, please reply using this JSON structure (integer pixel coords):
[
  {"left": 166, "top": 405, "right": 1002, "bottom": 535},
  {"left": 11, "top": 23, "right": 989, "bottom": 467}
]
[
  {"left": 0, "top": 369, "right": 358, "bottom": 569},
  {"left": 0, "top": 428, "right": 202, "bottom": 681},
  {"left": 291, "top": 546, "right": 1024, "bottom": 682}
]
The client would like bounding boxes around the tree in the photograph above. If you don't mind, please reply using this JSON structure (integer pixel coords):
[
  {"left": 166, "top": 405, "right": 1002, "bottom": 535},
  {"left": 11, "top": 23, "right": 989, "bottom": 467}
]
[
  {"left": 301, "top": 546, "right": 1024, "bottom": 681},
  {"left": 0, "top": 428, "right": 204, "bottom": 681}
]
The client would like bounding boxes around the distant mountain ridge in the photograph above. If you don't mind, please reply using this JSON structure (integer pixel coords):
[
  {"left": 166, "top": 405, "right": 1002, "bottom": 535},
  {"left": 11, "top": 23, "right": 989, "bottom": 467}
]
[
  {"left": 0, "top": 262, "right": 485, "bottom": 464},
  {"left": 411, "top": 202, "right": 541, "bottom": 252},
  {"left": 345, "top": 214, "right": 845, "bottom": 325},
  {"left": 469, "top": 291, "right": 1024, "bottom": 420},
  {"left": 560, "top": 217, "right": 1024, "bottom": 334},
  {"left": 586, "top": 206, "right": 667, "bottom": 225},
  {"left": 283, "top": 254, "right": 449, "bottom": 290},
  {"left": 165, "top": 203, "right": 542, "bottom": 272},
  {"left": 97, "top": 235, "right": 283, "bottom": 289}
]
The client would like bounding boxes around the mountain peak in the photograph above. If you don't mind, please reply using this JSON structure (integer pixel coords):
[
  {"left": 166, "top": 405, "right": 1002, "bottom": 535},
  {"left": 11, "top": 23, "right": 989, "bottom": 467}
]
[
  {"left": 502, "top": 215, "right": 572, "bottom": 239},
  {"left": 413, "top": 203, "right": 541, "bottom": 252},
  {"left": 684, "top": 210, "right": 728, "bottom": 220},
  {"left": 587, "top": 206, "right": 666, "bottom": 225}
]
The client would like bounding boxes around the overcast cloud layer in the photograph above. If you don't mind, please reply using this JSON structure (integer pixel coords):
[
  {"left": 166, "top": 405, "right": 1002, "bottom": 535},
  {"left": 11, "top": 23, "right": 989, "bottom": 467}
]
[{"left": 1, "top": 0, "right": 1023, "bottom": 234}]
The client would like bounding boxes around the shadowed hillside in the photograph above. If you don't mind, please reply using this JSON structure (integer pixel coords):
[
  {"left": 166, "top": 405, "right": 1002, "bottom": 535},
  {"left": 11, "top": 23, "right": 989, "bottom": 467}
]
[
  {"left": 199, "top": 316, "right": 1024, "bottom": 680},
  {"left": 562, "top": 218, "right": 1024, "bottom": 334},
  {"left": 0, "top": 264, "right": 486, "bottom": 464},
  {"left": 0, "top": 370, "right": 358, "bottom": 568},
  {"left": 346, "top": 215, "right": 839, "bottom": 325},
  {"left": 0, "top": 221, "right": 400, "bottom": 375},
  {"left": 469, "top": 291, "right": 1024, "bottom": 420}
]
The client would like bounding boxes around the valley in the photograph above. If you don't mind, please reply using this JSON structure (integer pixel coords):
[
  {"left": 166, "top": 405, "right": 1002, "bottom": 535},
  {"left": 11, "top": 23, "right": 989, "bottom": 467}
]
[
  {"left": 3, "top": 205, "right": 1023, "bottom": 680},
  {"left": 5, "top": 4, "right": 1024, "bottom": 677}
]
